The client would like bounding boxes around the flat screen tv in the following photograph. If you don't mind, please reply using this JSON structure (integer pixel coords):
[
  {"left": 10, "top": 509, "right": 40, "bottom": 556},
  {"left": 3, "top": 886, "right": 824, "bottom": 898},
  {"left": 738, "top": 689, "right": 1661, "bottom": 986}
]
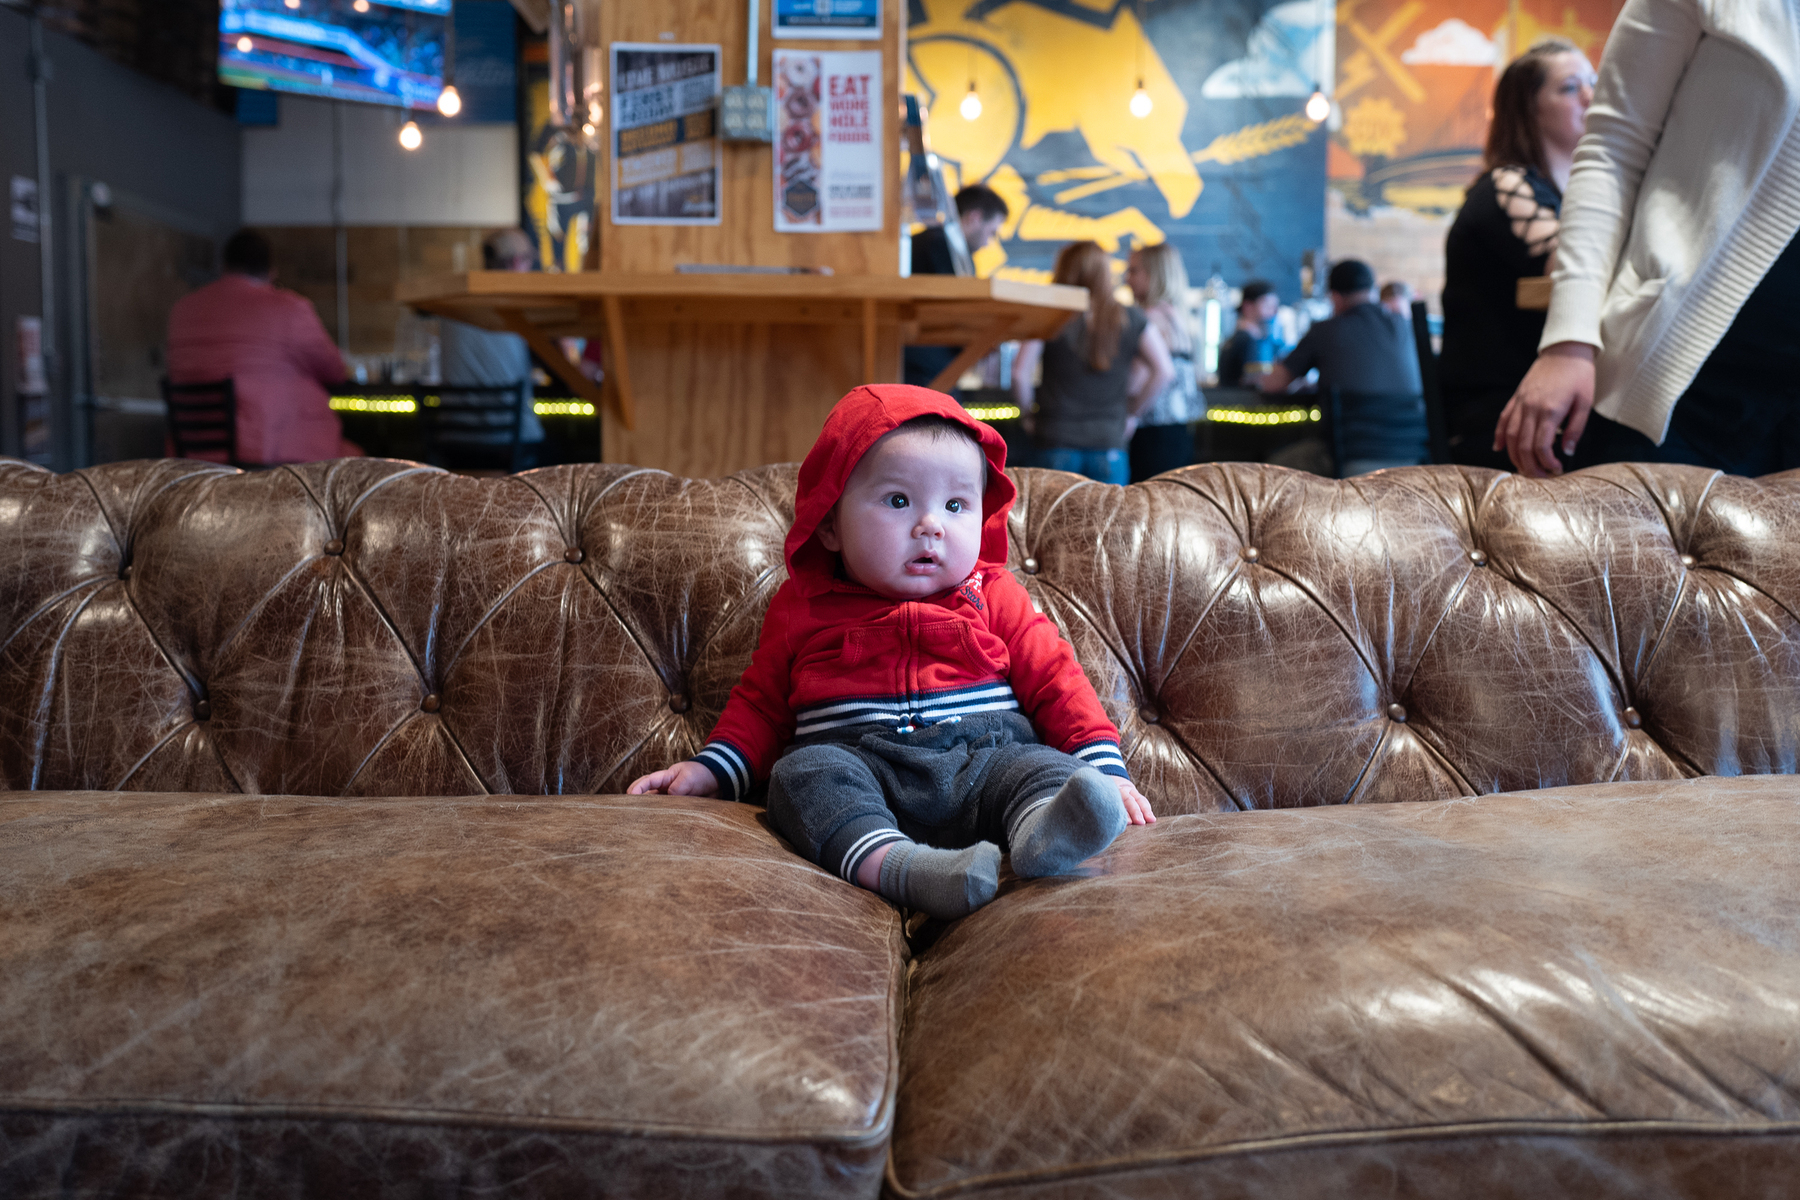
[{"left": 220, "top": 0, "right": 449, "bottom": 110}]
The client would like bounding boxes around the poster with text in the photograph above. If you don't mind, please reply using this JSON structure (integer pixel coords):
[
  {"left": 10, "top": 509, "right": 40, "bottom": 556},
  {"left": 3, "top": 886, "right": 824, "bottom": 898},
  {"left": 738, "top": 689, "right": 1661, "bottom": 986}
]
[
  {"left": 774, "top": 0, "right": 881, "bottom": 40},
  {"left": 774, "top": 51, "right": 883, "bottom": 233},
  {"left": 611, "top": 43, "right": 722, "bottom": 226}
]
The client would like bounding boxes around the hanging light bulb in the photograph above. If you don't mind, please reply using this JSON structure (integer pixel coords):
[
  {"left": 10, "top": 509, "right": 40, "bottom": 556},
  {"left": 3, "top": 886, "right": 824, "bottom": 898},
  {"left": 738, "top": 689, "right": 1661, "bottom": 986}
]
[
  {"left": 436, "top": 84, "right": 462, "bottom": 117},
  {"left": 235, "top": 35, "right": 253, "bottom": 53},
  {"left": 960, "top": 81, "right": 982, "bottom": 121},
  {"left": 353, "top": 0, "right": 370, "bottom": 9},
  {"left": 284, "top": 0, "right": 300, "bottom": 8},
  {"left": 1129, "top": 80, "right": 1153, "bottom": 119},
  {"left": 1305, "top": 87, "right": 1330, "bottom": 123},
  {"left": 399, "top": 119, "right": 423, "bottom": 150}
]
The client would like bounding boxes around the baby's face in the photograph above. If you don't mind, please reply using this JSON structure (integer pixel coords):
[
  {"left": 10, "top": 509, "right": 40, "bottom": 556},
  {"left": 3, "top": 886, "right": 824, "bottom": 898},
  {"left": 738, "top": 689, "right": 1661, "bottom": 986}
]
[{"left": 817, "top": 427, "right": 986, "bottom": 600}]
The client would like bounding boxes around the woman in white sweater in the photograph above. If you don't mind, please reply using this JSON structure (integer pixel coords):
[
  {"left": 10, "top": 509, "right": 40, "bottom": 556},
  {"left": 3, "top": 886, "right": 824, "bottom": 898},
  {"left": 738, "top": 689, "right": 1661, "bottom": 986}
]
[{"left": 1495, "top": 0, "right": 1800, "bottom": 477}]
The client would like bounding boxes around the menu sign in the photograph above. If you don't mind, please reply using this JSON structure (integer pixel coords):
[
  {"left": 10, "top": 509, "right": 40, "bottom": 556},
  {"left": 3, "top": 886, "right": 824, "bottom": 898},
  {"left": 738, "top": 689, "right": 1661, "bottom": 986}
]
[
  {"left": 773, "top": 0, "right": 881, "bottom": 39},
  {"left": 773, "top": 50, "right": 882, "bottom": 233},
  {"left": 610, "top": 43, "right": 723, "bottom": 226}
]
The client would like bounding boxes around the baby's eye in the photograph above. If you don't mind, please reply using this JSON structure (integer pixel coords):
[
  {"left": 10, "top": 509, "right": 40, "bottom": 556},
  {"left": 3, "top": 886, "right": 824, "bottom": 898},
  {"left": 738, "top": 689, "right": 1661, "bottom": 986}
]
[
  {"left": 886, "top": 493, "right": 909, "bottom": 509},
  {"left": 945, "top": 498, "right": 967, "bottom": 513}
]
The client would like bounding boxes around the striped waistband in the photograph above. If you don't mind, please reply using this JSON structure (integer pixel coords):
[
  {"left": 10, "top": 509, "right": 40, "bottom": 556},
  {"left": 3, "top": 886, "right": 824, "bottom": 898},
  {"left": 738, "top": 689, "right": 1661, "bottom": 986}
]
[{"left": 793, "top": 683, "right": 1021, "bottom": 736}]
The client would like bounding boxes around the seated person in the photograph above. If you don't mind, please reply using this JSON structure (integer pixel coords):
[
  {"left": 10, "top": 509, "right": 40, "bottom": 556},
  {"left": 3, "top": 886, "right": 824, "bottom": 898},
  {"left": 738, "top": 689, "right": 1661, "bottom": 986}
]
[
  {"left": 166, "top": 229, "right": 353, "bottom": 464},
  {"left": 904, "top": 185, "right": 1011, "bottom": 393},
  {"left": 1216, "top": 280, "right": 1284, "bottom": 386},
  {"left": 1380, "top": 280, "right": 1416, "bottom": 317},
  {"left": 629, "top": 385, "right": 1154, "bottom": 920},
  {"left": 1262, "top": 260, "right": 1427, "bottom": 476},
  {"left": 435, "top": 229, "right": 546, "bottom": 470}
]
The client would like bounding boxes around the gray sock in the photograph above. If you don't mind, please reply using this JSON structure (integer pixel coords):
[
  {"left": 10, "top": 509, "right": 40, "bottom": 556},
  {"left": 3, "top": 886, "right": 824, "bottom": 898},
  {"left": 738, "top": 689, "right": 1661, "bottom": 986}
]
[
  {"left": 876, "top": 839, "right": 1001, "bottom": 919},
  {"left": 1008, "top": 768, "right": 1128, "bottom": 878}
]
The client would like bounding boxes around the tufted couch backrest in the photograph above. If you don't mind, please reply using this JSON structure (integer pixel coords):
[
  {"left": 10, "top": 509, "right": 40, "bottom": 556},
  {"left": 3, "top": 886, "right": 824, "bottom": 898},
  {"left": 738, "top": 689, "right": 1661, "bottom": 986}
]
[{"left": 5, "top": 458, "right": 1799, "bottom": 812}]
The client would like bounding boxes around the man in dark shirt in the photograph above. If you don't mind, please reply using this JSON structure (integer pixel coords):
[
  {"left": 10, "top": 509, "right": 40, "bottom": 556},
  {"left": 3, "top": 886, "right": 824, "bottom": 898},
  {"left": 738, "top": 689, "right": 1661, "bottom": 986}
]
[
  {"left": 1262, "top": 259, "right": 1426, "bottom": 475},
  {"left": 904, "top": 185, "right": 1011, "bottom": 390}
]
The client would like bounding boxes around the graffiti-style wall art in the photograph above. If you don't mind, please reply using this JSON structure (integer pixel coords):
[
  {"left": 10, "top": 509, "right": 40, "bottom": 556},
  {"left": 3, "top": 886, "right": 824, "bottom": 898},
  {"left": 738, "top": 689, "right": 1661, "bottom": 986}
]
[
  {"left": 905, "top": 0, "right": 1335, "bottom": 296},
  {"left": 1331, "top": 0, "right": 1620, "bottom": 212}
]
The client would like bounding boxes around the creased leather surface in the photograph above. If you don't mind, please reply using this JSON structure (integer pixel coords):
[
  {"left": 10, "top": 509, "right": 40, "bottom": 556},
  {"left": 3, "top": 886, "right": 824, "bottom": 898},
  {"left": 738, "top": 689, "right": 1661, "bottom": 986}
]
[
  {"left": 890, "top": 775, "right": 1800, "bottom": 1198},
  {"left": 0, "top": 791, "right": 900, "bottom": 1198},
  {"left": 10, "top": 459, "right": 1793, "bottom": 807}
]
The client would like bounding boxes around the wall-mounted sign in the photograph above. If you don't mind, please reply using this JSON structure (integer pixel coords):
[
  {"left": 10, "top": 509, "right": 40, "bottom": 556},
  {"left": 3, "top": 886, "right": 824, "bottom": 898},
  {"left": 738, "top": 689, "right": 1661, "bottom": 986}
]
[
  {"left": 774, "top": 50, "right": 882, "bottom": 233},
  {"left": 610, "top": 43, "right": 722, "bottom": 226},
  {"left": 773, "top": 0, "right": 881, "bottom": 40}
]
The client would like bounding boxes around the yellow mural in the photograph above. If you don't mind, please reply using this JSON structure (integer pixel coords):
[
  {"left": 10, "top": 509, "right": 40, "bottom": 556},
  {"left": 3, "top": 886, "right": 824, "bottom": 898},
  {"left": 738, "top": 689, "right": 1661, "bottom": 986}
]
[{"left": 906, "top": 0, "right": 1329, "bottom": 282}]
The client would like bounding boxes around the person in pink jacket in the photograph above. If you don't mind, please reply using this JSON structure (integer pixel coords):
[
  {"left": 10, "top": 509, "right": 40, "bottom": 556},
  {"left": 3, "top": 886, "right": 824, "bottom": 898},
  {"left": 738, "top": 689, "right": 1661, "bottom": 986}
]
[{"left": 166, "top": 229, "right": 354, "bottom": 465}]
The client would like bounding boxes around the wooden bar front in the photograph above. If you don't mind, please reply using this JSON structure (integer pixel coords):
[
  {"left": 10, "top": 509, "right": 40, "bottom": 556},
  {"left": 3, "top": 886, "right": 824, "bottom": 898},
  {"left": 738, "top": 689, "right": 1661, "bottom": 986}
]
[{"left": 398, "top": 272, "right": 1087, "bottom": 478}]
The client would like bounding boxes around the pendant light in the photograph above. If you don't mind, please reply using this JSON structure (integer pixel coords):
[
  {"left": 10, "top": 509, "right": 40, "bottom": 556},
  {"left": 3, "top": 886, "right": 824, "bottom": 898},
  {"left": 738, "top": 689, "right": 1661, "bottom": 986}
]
[
  {"left": 1129, "top": 0, "right": 1152, "bottom": 118},
  {"left": 399, "top": 119, "right": 423, "bottom": 150},
  {"left": 960, "top": 43, "right": 982, "bottom": 120},
  {"left": 1305, "top": 85, "right": 1330, "bottom": 122},
  {"left": 436, "top": 1, "right": 461, "bottom": 116},
  {"left": 235, "top": 35, "right": 252, "bottom": 52}
]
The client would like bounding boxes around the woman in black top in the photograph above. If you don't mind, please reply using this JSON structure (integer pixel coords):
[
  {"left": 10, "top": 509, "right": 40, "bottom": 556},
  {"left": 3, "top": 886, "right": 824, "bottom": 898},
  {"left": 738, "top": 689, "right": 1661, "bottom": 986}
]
[{"left": 1439, "top": 37, "right": 1594, "bottom": 469}]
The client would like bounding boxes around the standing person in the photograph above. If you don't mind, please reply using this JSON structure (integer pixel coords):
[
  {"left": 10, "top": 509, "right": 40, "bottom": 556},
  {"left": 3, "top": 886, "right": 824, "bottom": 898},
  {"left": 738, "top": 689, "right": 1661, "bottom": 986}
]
[
  {"left": 1124, "top": 242, "right": 1203, "bottom": 480},
  {"left": 166, "top": 229, "right": 353, "bottom": 465},
  {"left": 435, "top": 228, "right": 546, "bottom": 470},
  {"left": 1379, "top": 281, "right": 1416, "bottom": 317},
  {"left": 1261, "top": 259, "right": 1426, "bottom": 476},
  {"left": 1439, "top": 38, "right": 1593, "bottom": 470},
  {"left": 1216, "top": 281, "right": 1283, "bottom": 387},
  {"left": 1497, "top": 0, "right": 1800, "bottom": 477},
  {"left": 1014, "top": 241, "right": 1173, "bottom": 485},
  {"left": 904, "top": 184, "right": 1011, "bottom": 392}
]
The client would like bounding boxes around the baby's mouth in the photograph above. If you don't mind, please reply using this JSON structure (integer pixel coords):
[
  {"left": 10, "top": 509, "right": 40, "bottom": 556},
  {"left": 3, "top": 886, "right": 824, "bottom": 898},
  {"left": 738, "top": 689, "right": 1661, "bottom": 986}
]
[{"left": 906, "top": 553, "right": 941, "bottom": 573}]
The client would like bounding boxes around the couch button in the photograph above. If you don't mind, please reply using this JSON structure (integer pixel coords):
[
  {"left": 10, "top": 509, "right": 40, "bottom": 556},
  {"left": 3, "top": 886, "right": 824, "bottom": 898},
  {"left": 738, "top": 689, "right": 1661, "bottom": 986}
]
[
  {"left": 564, "top": 546, "right": 585, "bottom": 564},
  {"left": 1679, "top": 554, "right": 1695, "bottom": 567},
  {"left": 194, "top": 699, "right": 212, "bottom": 720},
  {"left": 119, "top": 564, "right": 132, "bottom": 580},
  {"left": 1624, "top": 706, "right": 1642, "bottom": 729},
  {"left": 421, "top": 694, "right": 441, "bottom": 713},
  {"left": 669, "top": 694, "right": 691, "bottom": 714},
  {"left": 1387, "top": 703, "right": 1407, "bottom": 723},
  {"left": 1022, "top": 557, "right": 1039, "bottom": 574},
  {"left": 1138, "top": 705, "right": 1159, "bottom": 724},
  {"left": 324, "top": 538, "right": 344, "bottom": 556},
  {"left": 1241, "top": 546, "right": 1259, "bottom": 563},
  {"left": 1469, "top": 548, "right": 1488, "bottom": 565}
]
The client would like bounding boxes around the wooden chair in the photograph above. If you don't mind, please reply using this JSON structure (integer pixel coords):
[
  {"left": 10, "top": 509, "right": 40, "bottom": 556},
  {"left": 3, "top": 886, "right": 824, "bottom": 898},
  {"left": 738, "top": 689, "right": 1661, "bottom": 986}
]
[
  {"left": 161, "top": 378, "right": 244, "bottom": 467},
  {"left": 418, "top": 382, "right": 529, "bottom": 473}
]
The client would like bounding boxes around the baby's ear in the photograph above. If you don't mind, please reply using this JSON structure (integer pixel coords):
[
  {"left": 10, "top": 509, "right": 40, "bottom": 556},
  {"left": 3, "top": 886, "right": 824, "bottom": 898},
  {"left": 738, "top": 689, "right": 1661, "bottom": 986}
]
[{"left": 815, "top": 507, "right": 842, "bottom": 552}]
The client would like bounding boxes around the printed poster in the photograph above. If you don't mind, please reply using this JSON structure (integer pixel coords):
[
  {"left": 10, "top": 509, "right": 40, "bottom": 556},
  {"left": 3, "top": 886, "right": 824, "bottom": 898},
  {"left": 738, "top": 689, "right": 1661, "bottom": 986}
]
[
  {"left": 773, "top": 0, "right": 881, "bottom": 40},
  {"left": 774, "top": 50, "right": 882, "bottom": 233},
  {"left": 610, "top": 43, "right": 722, "bottom": 226}
]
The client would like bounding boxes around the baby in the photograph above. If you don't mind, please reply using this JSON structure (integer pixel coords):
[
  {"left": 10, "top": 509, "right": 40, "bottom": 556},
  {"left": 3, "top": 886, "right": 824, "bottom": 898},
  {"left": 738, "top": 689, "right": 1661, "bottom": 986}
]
[{"left": 629, "top": 384, "right": 1153, "bottom": 918}]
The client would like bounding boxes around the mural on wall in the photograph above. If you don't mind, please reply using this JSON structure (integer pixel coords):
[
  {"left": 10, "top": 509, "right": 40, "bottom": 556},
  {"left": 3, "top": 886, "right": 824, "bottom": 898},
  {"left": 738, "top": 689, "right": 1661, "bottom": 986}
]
[
  {"left": 521, "top": 32, "right": 596, "bottom": 273},
  {"left": 1329, "top": 0, "right": 1623, "bottom": 217},
  {"left": 905, "top": 0, "right": 1335, "bottom": 296}
]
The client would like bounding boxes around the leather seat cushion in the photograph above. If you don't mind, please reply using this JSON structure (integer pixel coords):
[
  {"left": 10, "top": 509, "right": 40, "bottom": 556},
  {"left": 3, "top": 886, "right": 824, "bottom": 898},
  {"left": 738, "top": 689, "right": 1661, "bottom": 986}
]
[
  {"left": 890, "top": 776, "right": 1800, "bottom": 1198},
  {"left": 0, "top": 792, "right": 902, "bottom": 1199}
]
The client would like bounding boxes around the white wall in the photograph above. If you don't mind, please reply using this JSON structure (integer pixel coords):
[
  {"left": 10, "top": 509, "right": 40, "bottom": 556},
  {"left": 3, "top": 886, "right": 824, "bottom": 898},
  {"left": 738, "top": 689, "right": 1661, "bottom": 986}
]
[{"left": 243, "top": 94, "right": 517, "bottom": 226}]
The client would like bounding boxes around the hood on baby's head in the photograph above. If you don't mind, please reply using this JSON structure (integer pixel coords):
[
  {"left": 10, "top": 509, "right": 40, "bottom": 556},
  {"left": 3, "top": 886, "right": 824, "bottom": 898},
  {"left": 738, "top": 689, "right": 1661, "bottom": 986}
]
[{"left": 784, "top": 384, "right": 1014, "bottom": 593}]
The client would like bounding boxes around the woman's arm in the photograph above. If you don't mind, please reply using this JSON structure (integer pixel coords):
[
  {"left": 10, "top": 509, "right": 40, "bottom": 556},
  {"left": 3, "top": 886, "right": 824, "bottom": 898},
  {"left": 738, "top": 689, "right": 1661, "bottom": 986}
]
[
  {"left": 1013, "top": 339, "right": 1043, "bottom": 412},
  {"left": 1128, "top": 321, "right": 1174, "bottom": 417}
]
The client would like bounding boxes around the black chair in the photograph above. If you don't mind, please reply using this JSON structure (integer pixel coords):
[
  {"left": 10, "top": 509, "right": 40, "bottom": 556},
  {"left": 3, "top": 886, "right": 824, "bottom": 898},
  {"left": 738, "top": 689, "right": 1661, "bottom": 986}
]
[
  {"left": 1326, "top": 387, "right": 1431, "bottom": 478},
  {"left": 418, "top": 381, "right": 530, "bottom": 473},
  {"left": 1410, "top": 299, "right": 1452, "bottom": 464},
  {"left": 161, "top": 377, "right": 244, "bottom": 466}
]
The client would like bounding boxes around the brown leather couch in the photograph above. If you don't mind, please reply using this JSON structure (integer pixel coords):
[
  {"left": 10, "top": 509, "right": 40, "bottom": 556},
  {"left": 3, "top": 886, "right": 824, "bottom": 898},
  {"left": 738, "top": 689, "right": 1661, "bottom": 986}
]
[{"left": 4, "top": 457, "right": 1799, "bottom": 1198}]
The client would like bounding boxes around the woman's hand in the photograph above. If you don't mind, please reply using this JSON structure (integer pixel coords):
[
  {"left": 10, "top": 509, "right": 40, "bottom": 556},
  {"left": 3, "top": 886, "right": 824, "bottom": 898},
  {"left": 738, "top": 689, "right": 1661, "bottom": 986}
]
[
  {"left": 1494, "top": 342, "right": 1596, "bottom": 477},
  {"left": 627, "top": 761, "right": 720, "bottom": 797}
]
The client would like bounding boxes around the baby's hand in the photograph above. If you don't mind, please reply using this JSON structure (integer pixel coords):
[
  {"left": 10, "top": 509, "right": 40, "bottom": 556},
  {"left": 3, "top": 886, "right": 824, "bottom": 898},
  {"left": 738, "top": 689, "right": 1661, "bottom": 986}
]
[
  {"left": 1118, "top": 779, "right": 1156, "bottom": 825},
  {"left": 627, "top": 761, "right": 720, "bottom": 797}
]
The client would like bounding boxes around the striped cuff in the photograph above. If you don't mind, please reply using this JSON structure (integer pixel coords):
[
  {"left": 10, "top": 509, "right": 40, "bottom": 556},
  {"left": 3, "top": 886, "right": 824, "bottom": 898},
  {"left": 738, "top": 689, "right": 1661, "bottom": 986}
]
[
  {"left": 1072, "top": 739, "right": 1130, "bottom": 780},
  {"left": 690, "top": 740, "right": 753, "bottom": 802}
]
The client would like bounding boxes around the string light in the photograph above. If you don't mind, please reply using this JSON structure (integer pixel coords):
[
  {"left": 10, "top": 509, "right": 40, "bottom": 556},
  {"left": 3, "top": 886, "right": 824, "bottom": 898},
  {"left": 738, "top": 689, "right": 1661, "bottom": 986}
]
[
  {"left": 1305, "top": 87, "right": 1330, "bottom": 122},
  {"left": 399, "top": 119, "right": 422, "bottom": 150}
]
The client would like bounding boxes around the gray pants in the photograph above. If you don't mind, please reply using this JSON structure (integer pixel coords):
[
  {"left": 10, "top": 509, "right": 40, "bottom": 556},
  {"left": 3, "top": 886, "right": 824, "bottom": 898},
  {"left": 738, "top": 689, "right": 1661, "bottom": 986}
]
[{"left": 766, "top": 711, "right": 1085, "bottom": 882}]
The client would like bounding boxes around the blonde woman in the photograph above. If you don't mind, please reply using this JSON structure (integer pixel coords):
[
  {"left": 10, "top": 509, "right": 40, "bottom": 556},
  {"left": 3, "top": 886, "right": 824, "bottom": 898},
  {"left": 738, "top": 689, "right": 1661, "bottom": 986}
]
[
  {"left": 1125, "top": 243, "right": 1203, "bottom": 480},
  {"left": 1014, "top": 241, "right": 1173, "bottom": 484}
]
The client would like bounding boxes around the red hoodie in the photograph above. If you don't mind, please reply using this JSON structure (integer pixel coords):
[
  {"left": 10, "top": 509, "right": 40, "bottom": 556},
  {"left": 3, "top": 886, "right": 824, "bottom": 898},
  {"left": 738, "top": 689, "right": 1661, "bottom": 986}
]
[{"left": 690, "top": 385, "right": 1128, "bottom": 801}]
